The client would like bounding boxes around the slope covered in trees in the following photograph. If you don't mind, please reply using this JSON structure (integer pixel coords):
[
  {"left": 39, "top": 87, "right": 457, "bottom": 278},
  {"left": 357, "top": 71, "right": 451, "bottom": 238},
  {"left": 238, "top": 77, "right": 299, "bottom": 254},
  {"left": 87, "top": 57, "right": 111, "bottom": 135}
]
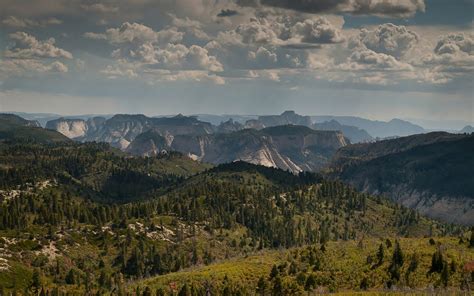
[
  {"left": 0, "top": 140, "right": 471, "bottom": 294},
  {"left": 0, "top": 114, "right": 69, "bottom": 144},
  {"left": 332, "top": 134, "right": 474, "bottom": 225}
]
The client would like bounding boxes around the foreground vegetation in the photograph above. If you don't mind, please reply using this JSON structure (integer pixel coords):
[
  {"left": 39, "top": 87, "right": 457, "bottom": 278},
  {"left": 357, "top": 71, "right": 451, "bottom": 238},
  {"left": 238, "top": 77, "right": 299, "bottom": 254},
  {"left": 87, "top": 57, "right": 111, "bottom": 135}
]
[
  {"left": 137, "top": 237, "right": 474, "bottom": 295},
  {"left": 0, "top": 141, "right": 472, "bottom": 295}
]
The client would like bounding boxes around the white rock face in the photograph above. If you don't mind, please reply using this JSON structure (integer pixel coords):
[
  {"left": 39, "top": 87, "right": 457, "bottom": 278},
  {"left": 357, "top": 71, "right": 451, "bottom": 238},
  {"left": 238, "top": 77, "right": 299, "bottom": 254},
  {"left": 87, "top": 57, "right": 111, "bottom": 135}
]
[
  {"left": 46, "top": 119, "right": 88, "bottom": 139},
  {"left": 117, "top": 138, "right": 131, "bottom": 150}
]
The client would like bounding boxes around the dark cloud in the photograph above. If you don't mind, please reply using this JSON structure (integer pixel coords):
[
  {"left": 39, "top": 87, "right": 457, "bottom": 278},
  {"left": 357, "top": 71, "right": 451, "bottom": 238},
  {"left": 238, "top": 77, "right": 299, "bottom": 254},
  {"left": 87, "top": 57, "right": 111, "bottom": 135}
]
[
  {"left": 217, "top": 9, "right": 239, "bottom": 17},
  {"left": 237, "top": 0, "right": 425, "bottom": 18}
]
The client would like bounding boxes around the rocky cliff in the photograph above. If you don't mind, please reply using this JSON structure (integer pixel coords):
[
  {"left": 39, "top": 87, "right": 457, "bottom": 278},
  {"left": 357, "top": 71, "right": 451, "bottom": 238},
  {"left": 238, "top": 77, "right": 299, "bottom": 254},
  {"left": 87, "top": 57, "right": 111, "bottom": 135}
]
[
  {"left": 46, "top": 118, "right": 89, "bottom": 139},
  {"left": 129, "top": 125, "right": 348, "bottom": 173},
  {"left": 47, "top": 114, "right": 214, "bottom": 149}
]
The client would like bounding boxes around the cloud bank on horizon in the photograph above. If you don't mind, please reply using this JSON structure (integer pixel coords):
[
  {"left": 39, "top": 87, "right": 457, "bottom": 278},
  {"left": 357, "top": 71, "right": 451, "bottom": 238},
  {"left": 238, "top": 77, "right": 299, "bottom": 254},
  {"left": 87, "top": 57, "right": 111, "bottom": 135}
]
[{"left": 0, "top": 0, "right": 472, "bottom": 121}]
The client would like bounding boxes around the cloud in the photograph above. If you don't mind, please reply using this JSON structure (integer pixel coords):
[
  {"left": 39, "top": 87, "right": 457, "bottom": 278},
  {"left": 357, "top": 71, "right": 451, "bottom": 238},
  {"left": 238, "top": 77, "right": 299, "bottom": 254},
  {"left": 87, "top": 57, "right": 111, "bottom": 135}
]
[
  {"left": 342, "top": 49, "right": 413, "bottom": 71},
  {"left": 417, "top": 33, "right": 474, "bottom": 83},
  {"left": 235, "top": 18, "right": 280, "bottom": 44},
  {"left": 221, "top": 14, "right": 344, "bottom": 47},
  {"left": 101, "top": 63, "right": 138, "bottom": 79},
  {"left": 289, "top": 17, "right": 345, "bottom": 44},
  {"left": 0, "top": 59, "right": 68, "bottom": 78},
  {"left": 169, "top": 14, "right": 211, "bottom": 41},
  {"left": 434, "top": 33, "right": 473, "bottom": 56},
  {"left": 149, "top": 70, "right": 226, "bottom": 85},
  {"left": 248, "top": 69, "right": 280, "bottom": 81},
  {"left": 349, "top": 23, "right": 419, "bottom": 59},
  {"left": 2, "top": 16, "right": 62, "bottom": 28},
  {"left": 217, "top": 9, "right": 239, "bottom": 17},
  {"left": 239, "top": 0, "right": 425, "bottom": 18},
  {"left": 80, "top": 3, "right": 119, "bottom": 14},
  {"left": 248, "top": 46, "right": 278, "bottom": 65},
  {"left": 85, "top": 22, "right": 184, "bottom": 45},
  {"left": 5, "top": 32, "right": 73, "bottom": 59},
  {"left": 89, "top": 21, "right": 224, "bottom": 82},
  {"left": 135, "top": 43, "right": 224, "bottom": 72}
]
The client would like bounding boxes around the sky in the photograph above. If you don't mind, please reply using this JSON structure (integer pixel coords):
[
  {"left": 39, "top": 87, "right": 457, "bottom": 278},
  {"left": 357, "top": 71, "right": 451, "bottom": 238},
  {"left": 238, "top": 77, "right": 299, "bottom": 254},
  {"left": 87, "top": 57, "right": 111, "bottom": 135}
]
[{"left": 0, "top": 0, "right": 472, "bottom": 123}]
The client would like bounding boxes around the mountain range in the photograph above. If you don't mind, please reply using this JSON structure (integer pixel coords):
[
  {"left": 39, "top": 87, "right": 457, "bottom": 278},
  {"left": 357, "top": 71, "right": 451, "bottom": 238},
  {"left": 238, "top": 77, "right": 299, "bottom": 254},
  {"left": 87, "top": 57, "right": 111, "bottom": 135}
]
[
  {"left": 312, "top": 116, "right": 426, "bottom": 138},
  {"left": 2, "top": 112, "right": 473, "bottom": 225},
  {"left": 0, "top": 112, "right": 473, "bottom": 294}
]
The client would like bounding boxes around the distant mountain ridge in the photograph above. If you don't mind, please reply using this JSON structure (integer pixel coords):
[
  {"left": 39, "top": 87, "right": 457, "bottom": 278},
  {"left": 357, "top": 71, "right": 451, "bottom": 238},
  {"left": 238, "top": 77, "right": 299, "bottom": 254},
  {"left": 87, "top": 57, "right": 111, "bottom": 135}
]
[
  {"left": 0, "top": 113, "right": 69, "bottom": 143},
  {"left": 312, "top": 116, "right": 425, "bottom": 138},
  {"left": 236, "top": 111, "right": 373, "bottom": 143},
  {"left": 460, "top": 125, "right": 474, "bottom": 134},
  {"left": 315, "top": 119, "right": 373, "bottom": 143}
]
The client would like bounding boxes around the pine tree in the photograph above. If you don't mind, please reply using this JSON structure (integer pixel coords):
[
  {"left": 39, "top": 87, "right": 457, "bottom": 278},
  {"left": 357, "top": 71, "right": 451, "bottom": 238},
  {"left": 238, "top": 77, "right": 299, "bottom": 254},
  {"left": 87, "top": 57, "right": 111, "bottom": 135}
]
[
  {"left": 304, "top": 274, "right": 316, "bottom": 291},
  {"left": 376, "top": 243, "right": 384, "bottom": 265},
  {"left": 441, "top": 261, "right": 450, "bottom": 287},
  {"left": 469, "top": 227, "right": 474, "bottom": 248},
  {"left": 388, "top": 241, "right": 404, "bottom": 282},
  {"left": 392, "top": 241, "right": 404, "bottom": 266},
  {"left": 142, "top": 286, "right": 153, "bottom": 296},
  {"left": 269, "top": 265, "right": 279, "bottom": 279},
  {"left": 31, "top": 269, "right": 42, "bottom": 292},
  {"left": 256, "top": 276, "right": 267, "bottom": 296},
  {"left": 429, "top": 247, "right": 444, "bottom": 273},
  {"left": 178, "top": 283, "right": 190, "bottom": 296},
  {"left": 271, "top": 276, "right": 283, "bottom": 296}
]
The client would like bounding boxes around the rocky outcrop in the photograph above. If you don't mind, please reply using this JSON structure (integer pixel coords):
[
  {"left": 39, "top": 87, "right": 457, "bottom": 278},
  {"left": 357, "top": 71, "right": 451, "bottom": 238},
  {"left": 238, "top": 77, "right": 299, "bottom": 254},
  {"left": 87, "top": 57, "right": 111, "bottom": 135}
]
[
  {"left": 258, "top": 110, "right": 313, "bottom": 127},
  {"left": 46, "top": 118, "right": 88, "bottom": 139},
  {"left": 126, "top": 129, "right": 168, "bottom": 156},
  {"left": 216, "top": 119, "right": 244, "bottom": 133},
  {"left": 47, "top": 114, "right": 214, "bottom": 149},
  {"left": 129, "top": 125, "right": 348, "bottom": 173},
  {"left": 314, "top": 120, "right": 373, "bottom": 143},
  {"left": 246, "top": 110, "right": 313, "bottom": 129}
]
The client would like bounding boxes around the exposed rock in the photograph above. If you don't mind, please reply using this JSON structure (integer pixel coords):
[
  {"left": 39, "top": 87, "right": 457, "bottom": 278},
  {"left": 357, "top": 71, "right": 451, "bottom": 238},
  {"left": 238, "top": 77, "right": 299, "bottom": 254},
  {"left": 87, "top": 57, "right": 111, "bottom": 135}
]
[
  {"left": 46, "top": 118, "right": 88, "bottom": 139},
  {"left": 130, "top": 125, "right": 348, "bottom": 173}
]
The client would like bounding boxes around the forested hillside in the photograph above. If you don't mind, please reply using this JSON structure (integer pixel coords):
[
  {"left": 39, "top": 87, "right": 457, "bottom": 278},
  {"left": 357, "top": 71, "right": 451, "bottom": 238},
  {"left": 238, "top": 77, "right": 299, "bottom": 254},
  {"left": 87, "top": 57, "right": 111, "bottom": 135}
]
[
  {"left": 0, "top": 114, "right": 69, "bottom": 144},
  {"left": 332, "top": 133, "right": 474, "bottom": 225},
  {"left": 0, "top": 141, "right": 472, "bottom": 295}
]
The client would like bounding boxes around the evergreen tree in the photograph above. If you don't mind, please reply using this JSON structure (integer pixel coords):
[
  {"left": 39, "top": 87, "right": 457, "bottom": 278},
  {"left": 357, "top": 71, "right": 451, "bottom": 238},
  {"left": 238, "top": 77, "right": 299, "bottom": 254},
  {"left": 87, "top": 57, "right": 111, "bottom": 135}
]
[
  {"left": 469, "top": 227, "right": 474, "bottom": 248},
  {"left": 304, "top": 274, "right": 316, "bottom": 291},
  {"left": 31, "top": 269, "right": 42, "bottom": 292},
  {"left": 441, "top": 261, "right": 450, "bottom": 287},
  {"left": 65, "top": 269, "right": 75, "bottom": 285},
  {"left": 269, "top": 265, "right": 279, "bottom": 279},
  {"left": 429, "top": 247, "right": 444, "bottom": 273},
  {"left": 388, "top": 241, "right": 404, "bottom": 282},
  {"left": 376, "top": 243, "right": 384, "bottom": 265},
  {"left": 256, "top": 276, "right": 267, "bottom": 296},
  {"left": 271, "top": 276, "right": 283, "bottom": 296},
  {"left": 178, "top": 283, "right": 190, "bottom": 296}
]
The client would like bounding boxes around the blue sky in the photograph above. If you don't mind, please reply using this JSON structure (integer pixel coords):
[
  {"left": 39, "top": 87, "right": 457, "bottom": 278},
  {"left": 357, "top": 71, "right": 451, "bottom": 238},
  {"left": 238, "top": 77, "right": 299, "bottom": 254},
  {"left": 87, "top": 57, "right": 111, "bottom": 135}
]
[{"left": 0, "top": 0, "right": 472, "bottom": 123}]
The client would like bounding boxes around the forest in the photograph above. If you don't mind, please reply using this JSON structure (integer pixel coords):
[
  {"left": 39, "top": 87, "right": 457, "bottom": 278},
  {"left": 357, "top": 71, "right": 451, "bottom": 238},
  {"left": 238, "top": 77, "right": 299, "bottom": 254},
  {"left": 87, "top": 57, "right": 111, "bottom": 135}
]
[{"left": 0, "top": 141, "right": 472, "bottom": 295}]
